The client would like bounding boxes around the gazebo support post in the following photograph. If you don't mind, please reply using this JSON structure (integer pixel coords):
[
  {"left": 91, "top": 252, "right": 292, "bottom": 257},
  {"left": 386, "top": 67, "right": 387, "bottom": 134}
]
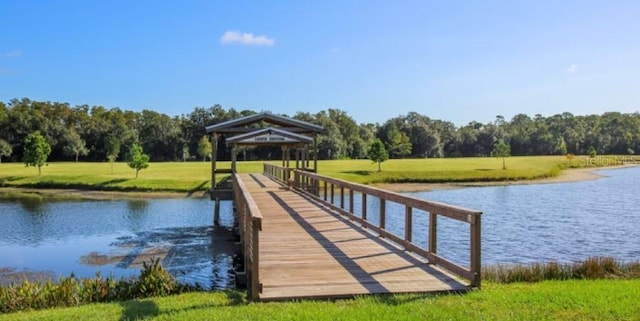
[
  {"left": 211, "top": 133, "right": 218, "bottom": 188},
  {"left": 231, "top": 144, "right": 237, "bottom": 173},
  {"left": 313, "top": 136, "right": 318, "bottom": 173}
]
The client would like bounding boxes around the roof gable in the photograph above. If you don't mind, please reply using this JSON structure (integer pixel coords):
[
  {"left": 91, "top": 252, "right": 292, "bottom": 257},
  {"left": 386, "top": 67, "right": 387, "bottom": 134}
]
[
  {"left": 225, "top": 127, "right": 314, "bottom": 145},
  {"left": 205, "top": 112, "right": 325, "bottom": 134}
]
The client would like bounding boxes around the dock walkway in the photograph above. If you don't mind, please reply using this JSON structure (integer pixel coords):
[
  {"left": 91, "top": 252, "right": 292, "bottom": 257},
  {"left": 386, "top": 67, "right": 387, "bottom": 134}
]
[{"left": 239, "top": 173, "right": 469, "bottom": 301}]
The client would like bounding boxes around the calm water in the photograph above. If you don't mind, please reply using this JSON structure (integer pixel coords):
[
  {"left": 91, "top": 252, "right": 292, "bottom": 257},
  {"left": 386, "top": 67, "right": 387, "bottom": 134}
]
[
  {"left": 342, "top": 166, "right": 640, "bottom": 267},
  {"left": 0, "top": 197, "right": 236, "bottom": 288},
  {"left": 1, "top": 167, "right": 639, "bottom": 287}
]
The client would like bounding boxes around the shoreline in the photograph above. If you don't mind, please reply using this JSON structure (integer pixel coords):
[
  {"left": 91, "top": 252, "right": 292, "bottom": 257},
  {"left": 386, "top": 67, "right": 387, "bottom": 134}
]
[
  {"left": 373, "top": 165, "right": 634, "bottom": 193},
  {"left": 1, "top": 165, "right": 636, "bottom": 199},
  {"left": 0, "top": 187, "right": 209, "bottom": 201}
]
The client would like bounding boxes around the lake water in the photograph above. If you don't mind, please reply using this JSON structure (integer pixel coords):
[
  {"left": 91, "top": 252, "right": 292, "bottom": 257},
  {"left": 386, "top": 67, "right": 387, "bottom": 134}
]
[
  {"left": 0, "top": 197, "right": 236, "bottom": 289},
  {"left": 1, "top": 166, "right": 638, "bottom": 287},
  {"left": 393, "top": 166, "right": 640, "bottom": 266}
]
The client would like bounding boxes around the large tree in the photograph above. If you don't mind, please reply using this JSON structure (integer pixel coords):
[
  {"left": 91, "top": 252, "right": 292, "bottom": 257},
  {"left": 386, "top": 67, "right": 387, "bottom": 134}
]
[
  {"left": 492, "top": 139, "right": 511, "bottom": 170},
  {"left": 23, "top": 131, "right": 51, "bottom": 175},
  {"left": 62, "top": 130, "right": 89, "bottom": 162},
  {"left": 0, "top": 139, "right": 12, "bottom": 163},
  {"left": 387, "top": 127, "right": 412, "bottom": 158},
  {"left": 368, "top": 139, "right": 389, "bottom": 172},
  {"left": 127, "top": 143, "right": 149, "bottom": 178}
]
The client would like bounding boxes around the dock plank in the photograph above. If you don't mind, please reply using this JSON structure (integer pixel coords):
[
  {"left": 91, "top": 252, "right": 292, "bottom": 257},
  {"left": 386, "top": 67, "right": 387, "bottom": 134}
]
[{"left": 238, "top": 173, "right": 470, "bottom": 301}]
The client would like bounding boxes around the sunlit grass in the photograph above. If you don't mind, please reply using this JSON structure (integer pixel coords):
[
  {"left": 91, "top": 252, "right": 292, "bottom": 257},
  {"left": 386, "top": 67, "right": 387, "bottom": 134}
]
[
  {"left": 1, "top": 280, "right": 639, "bottom": 321},
  {"left": 0, "top": 156, "right": 623, "bottom": 192},
  {"left": 304, "top": 155, "right": 621, "bottom": 184}
]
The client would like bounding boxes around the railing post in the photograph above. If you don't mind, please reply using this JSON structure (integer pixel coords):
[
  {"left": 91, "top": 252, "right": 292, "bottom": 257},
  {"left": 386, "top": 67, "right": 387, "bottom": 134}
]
[
  {"left": 470, "top": 215, "right": 481, "bottom": 288},
  {"left": 429, "top": 212, "right": 437, "bottom": 255},
  {"left": 362, "top": 193, "right": 367, "bottom": 221},
  {"left": 379, "top": 198, "right": 386, "bottom": 230},
  {"left": 349, "top": 189, "right": 354, "bottom": 213},
  {"left": 251, "top": 217, "right": 262, "bottom": 300},
  {"left": 340, "top": 186, "right": 345, "bottom": 209},
  {"left": 330, "top": 184, "right": 335, "bottom": 204},
  {"left": 405, "top": 206, "right": 413, "bottom": 243},
  {"left": 323, "top": 181, "right": 328, "bottom": 201}
]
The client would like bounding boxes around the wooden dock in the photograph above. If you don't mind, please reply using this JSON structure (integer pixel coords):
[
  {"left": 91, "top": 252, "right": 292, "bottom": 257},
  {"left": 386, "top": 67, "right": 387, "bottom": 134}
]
[{"left": 234, "top": 170, "right": 481, "bottom": 301}]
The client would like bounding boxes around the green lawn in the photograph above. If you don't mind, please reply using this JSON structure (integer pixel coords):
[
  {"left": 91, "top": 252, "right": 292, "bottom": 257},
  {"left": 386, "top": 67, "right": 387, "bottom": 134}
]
[
  {"left": 0, "top": 161, "right": 262, "bottom": 193},
  {"left": 0, "top": 156, "right": 618, "bottom": 193},
  {"left": 317, "top": 155, "right": 582, "bottom": 183},
  {"left": 2, "top": 280, "right": 638, "bottom": 321}
]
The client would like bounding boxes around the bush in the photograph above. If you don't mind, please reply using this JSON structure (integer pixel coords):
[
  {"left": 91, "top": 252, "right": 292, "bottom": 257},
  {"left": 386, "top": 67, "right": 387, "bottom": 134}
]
[
  {"left": 0, "top": 259, "right": 194, "bottom": 314},
  {"left": 483, "top": 257, "right": 640, "bottom": 284},
  {"left": 135, "top": 258, "right": 176, "bottom": 298}
]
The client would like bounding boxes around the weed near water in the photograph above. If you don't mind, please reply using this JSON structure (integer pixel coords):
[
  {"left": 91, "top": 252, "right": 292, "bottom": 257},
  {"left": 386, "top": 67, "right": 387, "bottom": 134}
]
[
  {"left": 0, "top": 259, "right": 194, "bottom": 314},
  {"left": 483, "top": 257, "right": 640, "bottom": 283}
]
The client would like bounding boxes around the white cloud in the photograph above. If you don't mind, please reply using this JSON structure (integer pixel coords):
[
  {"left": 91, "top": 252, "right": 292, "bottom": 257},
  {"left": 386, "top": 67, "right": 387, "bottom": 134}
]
[
  {"left": 1, "top": 50, "right": 22, "bottom": 58},
  {"left": 220, "top": 31, "right": 274, "bottom": 46},
  {"left": 566, "top": 64, "right": 578, "bottom": 73}
]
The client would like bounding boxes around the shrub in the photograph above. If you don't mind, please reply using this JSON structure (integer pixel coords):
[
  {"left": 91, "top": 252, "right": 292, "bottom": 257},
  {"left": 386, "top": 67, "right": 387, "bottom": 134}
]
[
  {"left": 0, "top": 259, "right": 193, "bottom": 314},
  {"left": 483, "top": 257, "right": 640, "bottom": 284},
  {"left": 134, "top": 258, "right": 176, "bottom": 298}
]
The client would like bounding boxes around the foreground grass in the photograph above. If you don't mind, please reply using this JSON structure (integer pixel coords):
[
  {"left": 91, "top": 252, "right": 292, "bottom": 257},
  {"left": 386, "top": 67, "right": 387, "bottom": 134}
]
[
  {"left": 2, "top": 280, "right": 639, "bottom": 321},
  {"left": 0, "top": 156, "right": 623, "bottom": 193}
]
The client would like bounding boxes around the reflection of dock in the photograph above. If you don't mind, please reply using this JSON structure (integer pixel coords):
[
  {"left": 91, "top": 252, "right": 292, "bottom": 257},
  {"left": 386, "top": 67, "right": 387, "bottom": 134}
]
[
  {"left": 233, "top": 168, "right": 482, "bottom": 301},
  {"left": 80, "top": 226, "right": 237, "bottom": 289}
]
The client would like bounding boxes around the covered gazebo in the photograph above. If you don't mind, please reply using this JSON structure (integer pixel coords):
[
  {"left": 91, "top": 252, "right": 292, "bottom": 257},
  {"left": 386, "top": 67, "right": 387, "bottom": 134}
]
[{"left": 205, "top": 112, "right": 325, "bottom": 192}]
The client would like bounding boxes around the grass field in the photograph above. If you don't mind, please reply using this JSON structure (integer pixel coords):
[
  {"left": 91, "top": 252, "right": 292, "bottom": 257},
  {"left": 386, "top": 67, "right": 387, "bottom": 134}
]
[
  {"left": 0, "top": 156, "right": 621, "bottom": 193},
  {"left": 1, "top": 280, "right": 638, "bottom": 321}
]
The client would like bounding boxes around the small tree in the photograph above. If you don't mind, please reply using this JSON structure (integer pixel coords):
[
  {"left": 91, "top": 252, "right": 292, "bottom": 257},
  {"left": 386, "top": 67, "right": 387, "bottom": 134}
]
[
  {"left": 492, "top": 139, "right": 511, "bottom": 170},
  {"left": 0, "top": 139, "right": 12, "bottom": 163},
  {"left": 588, "top": 146, "right": 597, "bottom": 158},
  {"left": 197, "top": 135, "right": 212, "bottom": 161},
  {"left": 566, "top": 153, "right": 576, "bottom": 166},
  {"left": 23, "top": 131, "right": 52, "bottom": 175},
  {"left": 62, "top": 130, "right": 89, "bottom": 162},
  {"left": 127, "top": 143, "right": 149, "bottom": 178},
  {"left": 368, "top": 139, "right": 389, "bottom": 172}
]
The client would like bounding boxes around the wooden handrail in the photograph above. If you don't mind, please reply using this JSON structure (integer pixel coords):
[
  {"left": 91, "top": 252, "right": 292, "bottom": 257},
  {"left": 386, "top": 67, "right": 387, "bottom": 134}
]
[
  {"left": 232, "top": 173, "right": 263, "bottom": 300},
  {"left": 265, "top": 165, "right": 483, "bottom": 288},
  {"left": 264, "top": 163, "right": 294, "bottom": 184}
]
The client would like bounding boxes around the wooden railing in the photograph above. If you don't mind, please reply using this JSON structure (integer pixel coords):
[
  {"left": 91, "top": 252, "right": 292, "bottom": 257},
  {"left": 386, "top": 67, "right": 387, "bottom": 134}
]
[
  {"left": 232, "top": 173, "right": 263, "bottom": 300},
  {"left": 264, "top": 163, "right": 293, "bottom": 184},
  {"left": 263, "top": 164, "right": 483, "bottom": 288}
]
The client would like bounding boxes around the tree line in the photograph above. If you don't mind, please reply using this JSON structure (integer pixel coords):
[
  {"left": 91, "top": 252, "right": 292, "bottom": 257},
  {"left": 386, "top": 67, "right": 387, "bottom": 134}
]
[{"left": 0, "top": 97, "right": 638, "bottom": 163}]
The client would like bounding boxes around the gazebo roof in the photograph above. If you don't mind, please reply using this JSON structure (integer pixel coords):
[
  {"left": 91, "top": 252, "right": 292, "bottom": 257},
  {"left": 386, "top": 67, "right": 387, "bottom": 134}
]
[
  {"left": 205, "top": 112, "right": 325, "bottom": 135},
  {"left": 225, "top": 127, "right": 314, "bottom": 145}
]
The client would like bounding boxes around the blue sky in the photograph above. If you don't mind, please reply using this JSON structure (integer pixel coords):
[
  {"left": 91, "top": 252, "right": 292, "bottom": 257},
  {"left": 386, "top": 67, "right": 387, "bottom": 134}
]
[{"left": 1, "top": 1, "right": 639, "bottom": 125}]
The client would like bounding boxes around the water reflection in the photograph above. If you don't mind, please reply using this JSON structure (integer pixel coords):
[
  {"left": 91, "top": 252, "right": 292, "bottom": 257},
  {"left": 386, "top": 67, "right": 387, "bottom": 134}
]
[
  {"left": 0, "top": 198, "right": 235, "bottom": 289},
  {"left": 80, "top": 225, "right": 235, "bottom": 289}
]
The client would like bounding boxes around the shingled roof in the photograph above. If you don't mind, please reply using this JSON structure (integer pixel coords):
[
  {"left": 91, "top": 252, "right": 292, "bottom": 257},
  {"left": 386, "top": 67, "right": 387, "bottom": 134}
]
[{"left": 205, "top": 112, "right": 325, "bottom": 135}]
